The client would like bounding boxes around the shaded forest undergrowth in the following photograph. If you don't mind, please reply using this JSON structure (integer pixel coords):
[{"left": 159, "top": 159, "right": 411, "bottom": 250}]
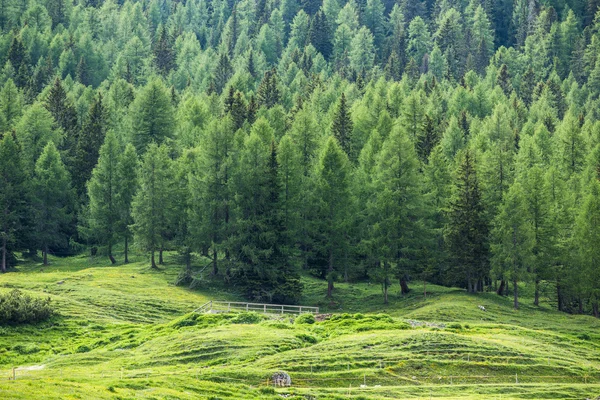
[{"left": 0, "top": 254, "right": 599, "bottom": 399}]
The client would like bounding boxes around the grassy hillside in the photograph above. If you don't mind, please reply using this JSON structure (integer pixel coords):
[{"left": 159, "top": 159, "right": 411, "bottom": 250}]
[{"left": 0, "top": 255, "right": 599, "bottom": 399}]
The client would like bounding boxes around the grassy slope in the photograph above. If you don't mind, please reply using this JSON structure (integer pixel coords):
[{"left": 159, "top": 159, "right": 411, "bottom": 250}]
[{"left": 0, "top": 254, "right": 599, "bottom": 400}]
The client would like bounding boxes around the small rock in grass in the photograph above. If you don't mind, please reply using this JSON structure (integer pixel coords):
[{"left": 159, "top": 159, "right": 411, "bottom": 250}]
[{"left": 57, "top": 280, "right": 64, "bottom": 285}]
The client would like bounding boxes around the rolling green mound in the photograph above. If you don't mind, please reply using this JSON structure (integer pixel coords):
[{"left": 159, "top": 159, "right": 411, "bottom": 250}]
[{"left": 0, "top": 255, "right": 599, "bottom": 399}]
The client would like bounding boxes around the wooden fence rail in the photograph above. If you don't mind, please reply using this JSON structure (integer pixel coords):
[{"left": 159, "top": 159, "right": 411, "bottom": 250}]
[{"left": 193, "top": 301, "right": 319, "bottom": 315}]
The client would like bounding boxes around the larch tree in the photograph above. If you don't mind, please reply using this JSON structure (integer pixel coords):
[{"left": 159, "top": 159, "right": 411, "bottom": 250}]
[
  {"left": 312, "top": 137, "right": 353, "bottom": 297},
  {"left": 129, "top": 78, "right": 175, "bottom": 154},
  {"left": 491, "top": 182, "right": 535, "bottom": 310},
  {"left": 82, "top": 131, "right": 122, "bottom": 264},
  {"left": 31, "top": 142, "right": 74, "bottom": 266},
  {"left": 370, "top": 125, "right": 425, "bottom": 301},
  {"left": 131, "top": 143, "right": 174, "bottom": 269}
]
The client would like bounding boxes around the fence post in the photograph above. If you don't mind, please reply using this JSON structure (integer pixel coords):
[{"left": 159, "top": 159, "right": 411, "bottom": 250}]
[
  {"left": 281, "top": 305, "right": 284, "bottom": 314},
  {"left": 12, "top": 367, "right": 16, "bottom": 381},
  {"left": 264, "top": 304, "right": 266, "bottom": 313}
]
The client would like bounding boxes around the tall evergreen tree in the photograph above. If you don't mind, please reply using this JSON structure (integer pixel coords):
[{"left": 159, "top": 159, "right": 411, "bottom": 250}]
[
  {"left": 312, "top": 137, "right": 353, "bottom": 297},
  {"left": 74, "top": 93, "right": 108, "bottom": 199},
  {"left": 154, "top": 25, "right": 175, "bottom": 76},
  {"left": 446, "top": 150, "right": 490, "bottom": 293},
  {"left": 257, "top": 68, "right": 280, "bottom": 109},
  {"left": 0, "top": 134, "right": 28, "bottom": 272},
  {"left": 331, "top": 93, "right": 353, "bottom": 157},
  {"left": 309, "top": 10, "right": 333, "bottom": 59},
  {"left": 82, "top": 131, "right": 122, "bottom": 264},
  {"left": 32, "top": 142, "right": 73, "bottom": 266},
  {"left": 129, "top": 78, "right": 175, "bottom": 154},
  {"left": 116, "top": 144, "right": 138, "bottom": 263},
  {"left": 491, "top": 182, "right": 534, "bottom": 310},
  {"left": 131, "top": 143, "right": 174, "bottom": 269}
]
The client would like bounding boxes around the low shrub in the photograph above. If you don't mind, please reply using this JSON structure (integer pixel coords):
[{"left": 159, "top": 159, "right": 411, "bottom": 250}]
[
  {"left": 230, "top": 312, "right": 263, "bottom": 324},
  {"left": 295, "top": 313, "right": 316, "bottom": 324},
  {"left": 0, "top": 289, "right": 53, "bottom": 324}
]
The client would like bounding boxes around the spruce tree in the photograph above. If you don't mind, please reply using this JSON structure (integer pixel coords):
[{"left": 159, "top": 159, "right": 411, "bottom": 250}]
[
  {"left": 74, "top": 93, "right": 108, "bottom": 199},
  {"left": 446, "top": 150, "right": 490, "bottom": 293},
  {"left": 213, "top": 52, "right": 232, "bottom": 94},
  {"left": 0, "top": 79, "right": 22, "bottom": 129},
  {"left": 257, "top": 68, "right": 280, "bottom": 109},
  {"left": 0, "top": 134, "right": 29, "bottom": 272},
  {"left": 331, "top": 93, "right": 353, "bottom": 157},
  {"left": 154, "top": 25, "right": 175, "bottom": 76},
  {"left": 309, "top": 10, "right": 333, "bottom": 60}
]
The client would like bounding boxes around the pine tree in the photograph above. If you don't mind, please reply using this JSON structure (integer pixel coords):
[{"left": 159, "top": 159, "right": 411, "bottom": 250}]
[
  {"left": 77, "top": 56, "right": 89, "bottom": 86},
  {"left": 491, "top": 182, "right": 534, "bottom": 309},
  {"left": 331, "top": 93, "right": 353, "bottom": 157},
  {"left": 131, "top": 143, "right": 174, "bottom": 269},
  {"left": 350, "top": 27, "right": 376, "bottom": 75},
  {"left": 407, "top": 17, "right": 432, "bottom": 67},
  {"left": 82, "top": 131, "right": 122, "bottom": 264},
  {"left": 129, "top": 78, "right": 175, "bottom": 154},
  {"left": 32, "top": 142, "right": 73, "bottom": 266},
  {"left": 154, "top": 25, "right": 174, "bottom": 76},
  {"left": 0, "top": 134, "right": 29, "bottom": 272},
  {"left": 446, "top": 150, "right": 490, "bottom": 293},
  {"left": 313, "top": 137, "right": 353, "bottom": 297},
  {"left": 74, "top": 93, "right": 107, "bottom": 199}
]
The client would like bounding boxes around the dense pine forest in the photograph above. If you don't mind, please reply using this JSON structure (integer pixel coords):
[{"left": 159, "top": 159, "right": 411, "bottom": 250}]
[{"left": 1, "top": 0, "right": 600, "bottom": 316}]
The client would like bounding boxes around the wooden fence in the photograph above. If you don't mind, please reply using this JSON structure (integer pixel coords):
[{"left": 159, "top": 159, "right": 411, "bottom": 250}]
[{"left": 193, "top": 301, "right": 319, "bottom": 315}]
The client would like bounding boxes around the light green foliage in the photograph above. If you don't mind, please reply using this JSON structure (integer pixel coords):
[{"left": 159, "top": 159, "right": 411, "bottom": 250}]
[
  {"left": 131, "top": 143, "right": 175, "bottom": 268},
  {"left": 31, "top": 142, "right": 73, "bottom": 265},
  {"left": 15, "top": 102, "right": 62, "bottom": 172}
]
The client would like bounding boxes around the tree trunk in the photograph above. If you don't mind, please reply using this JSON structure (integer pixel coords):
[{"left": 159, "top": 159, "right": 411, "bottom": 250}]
[
  {"left": 151, "top": 250, "right": 158, "bottom": 269},
  {"left": 327, "top": 247, "right": 334, "bottom": 298},
  {"left": 2, "top": 236, "right": 6, "bottom": 272},
  {"left": 185, "top": 248, "right": 191, "bottom": 272},
  {"left": 400, "top": 275, "right": 410, "bottom": 295},
  {"left": 43, "top": 245, "right": 48, "bottom": 266},
  {"left": 534, "top": 279, "right": 539, "bottom": 306},
  {"left": 159, "top": 249, "right": 164, "bottom": 265},
  {"left": 513, "top": 278, "right": 519, "bottom": 310},
  {"left": 124, "top": 236, "right": 129, "bottom": 264},
  {"left": 383, "top": 280, "right": 388, "bottom": 304},
  {"left": 593, "top": 302, "right": 599, "bottom": 318},
  {"left": 423, "top": 280, "right": 427, "bottom": 298},
  {"left": 1, "top": 236, "right": 6, "bottom": 273},
  {"left": 557, "top": 279, "right": 564, "bottom": 312},
  {"left": 212, "top": 247, "right": 218, "bottom": 275},
  {"left": 108, "top": 243, "right": 116, "bottom": 265},
  {"left": 497, "top": 280, "right": 505, "bottom": 296},
  {"left": 578, "top": 297, "right": 584, "bottom": 314}
]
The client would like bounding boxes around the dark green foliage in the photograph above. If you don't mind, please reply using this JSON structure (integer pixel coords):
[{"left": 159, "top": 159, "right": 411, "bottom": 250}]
[
  {"left": 331, "top": 93, "right": 353, "bottom": 157},
  {"left": 309, "top": 10, "right": 332, "bottom": 59},
  {"left": 73, "top": 93, "right": 107, "bottom": 198},
  {"left": 154, "top": 25, "right": 174, "bottom": 76},
  {"left": 0, "top": 289, "right": 53, "bottom": 324},
  {"left": 257, "top": 68, "right": 280, "bottom": 109},
  {"left": 446, "top": 151, "right": 490, "bottom": 293}
]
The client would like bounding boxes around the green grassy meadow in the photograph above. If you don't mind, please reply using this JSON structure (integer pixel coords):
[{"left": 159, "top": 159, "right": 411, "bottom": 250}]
[{"left": 0, "top": 254, "right": 599, "bottom": 399}]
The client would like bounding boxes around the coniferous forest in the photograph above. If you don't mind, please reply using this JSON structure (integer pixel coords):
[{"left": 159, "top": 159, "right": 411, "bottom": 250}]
[{"left": 1, "top": 0, "right": 600, "bottom": 316}]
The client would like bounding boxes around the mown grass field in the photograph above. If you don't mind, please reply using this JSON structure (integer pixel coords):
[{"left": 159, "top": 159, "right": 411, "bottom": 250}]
[{"left": 0, "top": 253, "right": 599, "bottom": 399}]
